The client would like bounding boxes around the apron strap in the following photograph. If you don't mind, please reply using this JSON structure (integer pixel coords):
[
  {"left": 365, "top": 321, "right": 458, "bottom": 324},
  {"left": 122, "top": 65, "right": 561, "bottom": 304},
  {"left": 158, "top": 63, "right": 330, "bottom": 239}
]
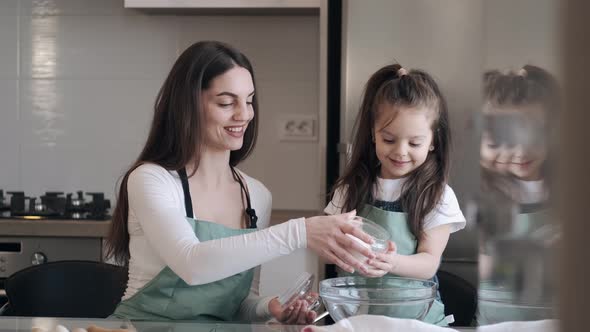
[
  {"left": 178, "top": 166, "right": 257, "bottom": 228},
  {"left": 520, "top": 202, "right": 548, "bottom": 213},
  {"left": 177, "top": 168, "right": 194, "bottom": 219},
  {"left": 230, "top": 167, "right": 258, "bottom": 229}
]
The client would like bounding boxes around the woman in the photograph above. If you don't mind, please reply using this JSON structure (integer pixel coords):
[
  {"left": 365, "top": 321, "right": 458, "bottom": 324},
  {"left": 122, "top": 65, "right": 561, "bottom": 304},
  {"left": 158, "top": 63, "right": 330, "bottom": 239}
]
[{"left": 105, "top": 41, "right": 374, "bottom": 324}]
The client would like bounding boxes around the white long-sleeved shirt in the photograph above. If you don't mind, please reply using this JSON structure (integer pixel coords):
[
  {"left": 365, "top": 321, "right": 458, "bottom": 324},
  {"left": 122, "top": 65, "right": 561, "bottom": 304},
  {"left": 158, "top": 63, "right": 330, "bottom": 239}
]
[{"left": 121, "top": 163, "right": 307, "bottom": 321}]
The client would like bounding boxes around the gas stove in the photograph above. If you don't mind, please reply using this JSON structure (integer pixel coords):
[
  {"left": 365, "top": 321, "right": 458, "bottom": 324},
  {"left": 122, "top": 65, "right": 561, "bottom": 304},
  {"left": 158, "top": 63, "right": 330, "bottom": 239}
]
[{"left": 0, "top": 190, "right": 110, "bottom": 221}]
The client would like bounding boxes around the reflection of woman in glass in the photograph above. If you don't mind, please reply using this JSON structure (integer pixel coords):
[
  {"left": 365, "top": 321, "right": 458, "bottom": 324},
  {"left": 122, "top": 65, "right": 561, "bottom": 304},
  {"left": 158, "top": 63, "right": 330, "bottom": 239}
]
[{"left": 477, "top": 65, "right": 560, "bottom": 324}]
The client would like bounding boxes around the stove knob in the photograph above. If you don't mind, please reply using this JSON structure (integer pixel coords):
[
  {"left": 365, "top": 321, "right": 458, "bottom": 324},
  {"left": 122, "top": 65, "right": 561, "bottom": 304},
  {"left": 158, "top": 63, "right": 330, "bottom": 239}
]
[
  {"left": 31, "top": 252, "right": 47, "bottom": 265},
  {"left": 0, "top": 266, "right": 5, "bottom": 273},
  {"left": 0, "top": 256, "right": 6, "bottom": 263}
]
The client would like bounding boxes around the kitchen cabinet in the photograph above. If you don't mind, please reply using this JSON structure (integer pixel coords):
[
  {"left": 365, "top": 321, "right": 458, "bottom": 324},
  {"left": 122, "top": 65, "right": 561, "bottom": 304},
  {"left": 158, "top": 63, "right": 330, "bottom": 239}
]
[
  {"left": 124, "top": 0, "right": 320, "bottom": 8},
  {"left": 123, "top": 0, "right": 320, "bottom": 14}
]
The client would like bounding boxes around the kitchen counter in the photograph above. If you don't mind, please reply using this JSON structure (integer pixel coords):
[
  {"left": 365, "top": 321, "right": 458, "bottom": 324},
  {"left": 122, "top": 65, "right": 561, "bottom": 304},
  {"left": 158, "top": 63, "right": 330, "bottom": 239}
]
[
  {"left": 0, "top": 317, "right": 477, "bottom": 332},
  {"left": 0, "top": 210, "right": 319, "bottom": 238},
  {"left": 0, "top": 317, "right": 303, "bottom": 332},
  {"left": 0, "top": 219, "right": 111, "bottom": 238}
]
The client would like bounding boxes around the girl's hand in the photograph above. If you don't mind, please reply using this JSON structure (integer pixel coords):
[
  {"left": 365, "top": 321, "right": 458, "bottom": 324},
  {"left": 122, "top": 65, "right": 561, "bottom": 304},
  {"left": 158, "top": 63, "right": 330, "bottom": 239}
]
[
  {"left": 268, "top": 294, "right": 318, "bottom": 325},
  {"left": 361, "top": 241, "right": 398, "bottom": 278},
  {"left": 305, "top": 211, "right": 376, "bottom": 274}
]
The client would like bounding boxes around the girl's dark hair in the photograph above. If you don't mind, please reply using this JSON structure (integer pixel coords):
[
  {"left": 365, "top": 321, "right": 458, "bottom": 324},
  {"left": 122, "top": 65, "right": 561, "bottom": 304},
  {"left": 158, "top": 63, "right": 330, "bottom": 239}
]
[
  {"left": 481, "top": 65, "right": 560, "bottom": 196},
  {"left": 332, "top": 63, "right": 451, "bottom": 240},
  {"left": 105, "top": 41, "right": 259, "bottom": 265},
  {"left": 483, "top": 65, "right": 560, "bottom": 113}
]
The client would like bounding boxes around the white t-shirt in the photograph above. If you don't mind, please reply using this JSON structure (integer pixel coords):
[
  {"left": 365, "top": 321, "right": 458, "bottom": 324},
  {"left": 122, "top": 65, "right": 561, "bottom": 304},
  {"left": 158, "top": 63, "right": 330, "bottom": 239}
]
[
  {"left": 324, "top": 177, "right": 466, "bottom": 233},
  {"left": 516, "top": 179, "right": 548, "bottom": 205},
  {"left": 122, "top": 163, "right": 307, "bottom": 321}
]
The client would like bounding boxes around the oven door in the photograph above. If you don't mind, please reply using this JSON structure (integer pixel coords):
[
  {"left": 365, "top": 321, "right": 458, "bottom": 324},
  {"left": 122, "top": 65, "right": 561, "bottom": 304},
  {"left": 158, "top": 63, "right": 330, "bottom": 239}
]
[
  {"left": 0, "top": 240, "right": 22, "bottom": 311},
  {"left": 0, "top": 237, "right": 102, "bottom": 292}
]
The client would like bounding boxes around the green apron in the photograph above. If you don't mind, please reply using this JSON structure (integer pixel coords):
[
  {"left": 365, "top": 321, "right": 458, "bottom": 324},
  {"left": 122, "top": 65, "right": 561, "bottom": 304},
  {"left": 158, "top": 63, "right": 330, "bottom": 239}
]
[
  {"left": 477, "top": 208, "right": 557, "bottom": 324},
  {"left": 511, "top": 208, "right": 553, "bottom": 238},
  {"left": 111, "top": 167, "right": 258, "bottom": 322},
  {"left": 338, "top": 203, "right": 449, "bottom": 326}
]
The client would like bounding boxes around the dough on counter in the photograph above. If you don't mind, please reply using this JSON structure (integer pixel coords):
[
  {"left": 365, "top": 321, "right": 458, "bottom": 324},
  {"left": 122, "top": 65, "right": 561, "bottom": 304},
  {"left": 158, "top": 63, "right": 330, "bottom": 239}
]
[
  {"left": 53, "top": 325, "right": 69, "bottom": 332},
  {"left": 87, "top": 325, "right": 134, "bottom": 332},
  {"left": 31, "top": 317, "right": 57, "bottom": 332}
]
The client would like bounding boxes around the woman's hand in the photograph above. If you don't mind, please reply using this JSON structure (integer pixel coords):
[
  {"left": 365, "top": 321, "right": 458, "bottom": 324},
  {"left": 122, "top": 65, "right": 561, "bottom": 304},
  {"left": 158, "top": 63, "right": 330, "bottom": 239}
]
[
  {"left": 361, "top": 241, "right": 398, "bottom": 278},
  {"left": 305, "top": 211, "right": 376, "bottom": 274},
  {"left": 268, "top": 295, "right": 318, "bottom": 325}
]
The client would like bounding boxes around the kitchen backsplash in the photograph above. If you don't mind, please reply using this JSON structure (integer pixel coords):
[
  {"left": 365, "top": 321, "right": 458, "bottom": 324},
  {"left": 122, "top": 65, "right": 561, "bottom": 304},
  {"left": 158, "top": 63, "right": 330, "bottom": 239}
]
[{"left": 0, "top": 0, "right": 322, "bottom": 211}]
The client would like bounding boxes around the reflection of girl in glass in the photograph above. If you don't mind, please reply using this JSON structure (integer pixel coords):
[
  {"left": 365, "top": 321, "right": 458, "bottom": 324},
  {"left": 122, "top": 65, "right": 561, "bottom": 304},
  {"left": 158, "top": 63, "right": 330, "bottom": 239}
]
[
  {"left": 477, "top": 66, "right": 561, "bottom": 324},
  {"left": 480, "top": 65, "right": 559, "bottom": 212}
]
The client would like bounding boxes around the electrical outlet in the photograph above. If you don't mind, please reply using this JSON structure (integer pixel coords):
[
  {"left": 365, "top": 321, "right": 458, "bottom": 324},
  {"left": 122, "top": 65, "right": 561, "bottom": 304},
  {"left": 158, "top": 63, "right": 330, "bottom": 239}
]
[{"left": 278, "top": 115, "right": 317, "bottom": 141}]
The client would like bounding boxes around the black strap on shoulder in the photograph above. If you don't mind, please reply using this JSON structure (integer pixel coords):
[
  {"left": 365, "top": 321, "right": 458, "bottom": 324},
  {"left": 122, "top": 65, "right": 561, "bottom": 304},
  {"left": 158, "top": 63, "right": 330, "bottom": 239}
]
[
  {"left": 177, "top": 168, "right": 194, "bottom": 219},
  {"left": 231, "top": 167, "right": 258, "bottom": 229},
  {"left": 178, "top": 166, "right": 257, "bottom": 228}
]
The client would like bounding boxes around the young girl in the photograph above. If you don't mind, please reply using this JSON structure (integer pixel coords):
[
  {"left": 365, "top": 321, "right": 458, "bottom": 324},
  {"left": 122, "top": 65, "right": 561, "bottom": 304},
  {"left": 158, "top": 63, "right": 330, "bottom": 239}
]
[{"left": 325, "top": 64, "right": 466, "bottom": 326}]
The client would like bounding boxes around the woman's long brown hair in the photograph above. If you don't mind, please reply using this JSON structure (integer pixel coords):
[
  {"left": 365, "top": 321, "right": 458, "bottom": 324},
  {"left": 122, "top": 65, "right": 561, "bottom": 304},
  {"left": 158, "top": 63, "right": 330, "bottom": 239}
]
[
  {"left": 105, "top": 41, "right": 259, "bottom": 265},
  {"left": 332, "top": 63, "right": 450, "bottom": 240}
]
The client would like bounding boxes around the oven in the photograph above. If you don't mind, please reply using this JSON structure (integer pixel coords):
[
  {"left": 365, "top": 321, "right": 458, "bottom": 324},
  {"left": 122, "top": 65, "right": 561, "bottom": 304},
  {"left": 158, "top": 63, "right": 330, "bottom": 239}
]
[{"left": 0, "top": 237, "right": 103, "bottom": 305}]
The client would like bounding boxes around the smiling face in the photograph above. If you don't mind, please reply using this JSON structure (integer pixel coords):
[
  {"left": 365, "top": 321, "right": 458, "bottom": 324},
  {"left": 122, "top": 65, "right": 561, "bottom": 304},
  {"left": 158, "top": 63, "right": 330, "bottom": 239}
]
[
  {"left": 480, "top": 105, "right": 548, "bottom": 181},
  {"left": 200, "top": 66, "right": 255, "bottom": 152},
  {"left": 374, "top": 104, "right": 435, "bottom": 179}
]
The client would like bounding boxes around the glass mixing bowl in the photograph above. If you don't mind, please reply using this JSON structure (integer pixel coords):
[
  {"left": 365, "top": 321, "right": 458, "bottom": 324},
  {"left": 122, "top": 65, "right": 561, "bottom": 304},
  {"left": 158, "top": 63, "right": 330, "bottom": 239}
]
[
  {"left": 319, "top": 276, "right": 437, "bottom": 322},
  {"left": 478, "top": 281, "right": 555, "bottom": 324},
  {"left": 278, "top": 272, "right": 320, "bottom": 311}
]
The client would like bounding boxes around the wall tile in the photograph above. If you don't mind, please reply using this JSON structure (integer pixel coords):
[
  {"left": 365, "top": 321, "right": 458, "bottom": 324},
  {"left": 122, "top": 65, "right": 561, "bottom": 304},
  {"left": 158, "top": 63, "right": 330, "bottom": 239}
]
[
  {"left": 20, "top": 142, "right": 141, "bottom": 201},
  {"left": 20, "top": 78, "right": 157, "bottom": 146},
  {"left": 0, "top": 15, "right": 18, "bottom": 78},
  {"left": 0, "top": 0, "right": 18, "bottom": 16},
  {"left": 20, "top": 15, "right": 178, "bottom": 79},
  {"left": 0, "top": 80, "right": 20, "bottom": 191},
  {"left": 19, "top": 0, "right": 140, "bottom": 16}
]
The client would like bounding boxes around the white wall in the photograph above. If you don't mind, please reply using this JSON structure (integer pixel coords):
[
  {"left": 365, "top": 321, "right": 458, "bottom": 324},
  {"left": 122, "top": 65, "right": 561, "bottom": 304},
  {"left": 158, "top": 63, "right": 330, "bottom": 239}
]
[
  {"left": 0, "top": 1, "right": 20, "bottom": 192},
  {"left": 0, "top": 0, "right": 322, "bottom": 211}
]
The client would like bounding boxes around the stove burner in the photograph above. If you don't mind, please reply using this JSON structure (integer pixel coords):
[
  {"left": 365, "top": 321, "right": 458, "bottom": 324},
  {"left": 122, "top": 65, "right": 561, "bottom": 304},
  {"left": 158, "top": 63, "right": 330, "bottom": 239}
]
[{"left": 0, "top": 190, "right": 110, "bottom": 221}]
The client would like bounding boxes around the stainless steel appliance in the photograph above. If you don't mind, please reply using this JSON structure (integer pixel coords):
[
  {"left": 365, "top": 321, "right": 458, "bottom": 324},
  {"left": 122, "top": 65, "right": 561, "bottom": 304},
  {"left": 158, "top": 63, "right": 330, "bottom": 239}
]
[
  {"left": 0, "top": 237, "right": 102, "bottom": 278},
  {"left": 0, "top": 237, "right": 104, "bottom": 305},
  {"left": 0, "top": 189, "right": 111, "bottom": 304}
]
